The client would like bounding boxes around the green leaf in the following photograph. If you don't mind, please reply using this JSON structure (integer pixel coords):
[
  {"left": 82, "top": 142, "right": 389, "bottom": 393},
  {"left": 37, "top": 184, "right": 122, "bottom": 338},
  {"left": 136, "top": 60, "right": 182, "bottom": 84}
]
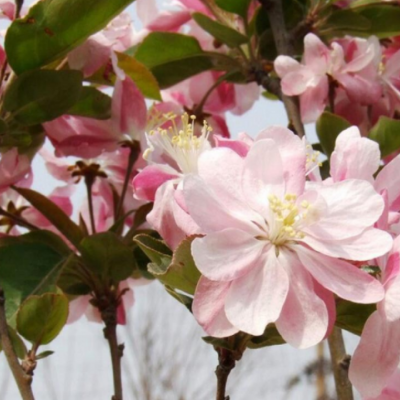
[
  {"left": 323, "top": 9, "right": 371, "bottom": 35},
  {"left": 354, "top": 4, "right": 400, "bottom": 38},
  {"left": 192, "top": 13, "right": 248, "bottom": 48},
  {"left": 246, "top": 324, "right": 286, "bottom": 348},
  {"left": 5, "top": 0, "right": 136, "bottom": 74},
  {"left": 147, "top": 236, "right": 201, "bottom": 295},
  {"left": 316, "top": 111, "right": 351, "bottom": 157},
  {"left": 57, "top": 255, "right": 91, "bottom": 296},
  {"left": 215, "top": 0, "right": 252, "bottom": 18},
  {"left": 133, "top": 233, "right": 172, "bottom": 267},
  {"left": 17, "top": 293, "right": 68, "bottom": 345},
  {"left": 35, "top": 350, "right": 54, "bottom": 360},
  {"left": 0, "top": 325, "right": 28, "bottom": 359},
  {"left": 336, "top": 300, "right": 376, "bottom": 336},
  {"left": 80, "top": 232, "right": 135, "bottom": 283},
  {"left": 369, "top": 116, "right": 400, "bottom": 157},
  {"left": 67, "top": 87, "right": 111, "bottom": 119},
  {"left": 13, "top": 187, "right": 85, "bottom": 249},
  {"left": 116, "top": 52, "right": 161, "bottom": 100},
  {"left": 202, "top": 336, "right": 236, "bottom": 351},
  {"left": 3, "top": 70, "right": 82, "bottom": 126},
  {"left": 135, "top": 32, "right": 214, "bottom": 88},
  {"left": 0, "top": 242, "right": 66, "bottom": 324}
]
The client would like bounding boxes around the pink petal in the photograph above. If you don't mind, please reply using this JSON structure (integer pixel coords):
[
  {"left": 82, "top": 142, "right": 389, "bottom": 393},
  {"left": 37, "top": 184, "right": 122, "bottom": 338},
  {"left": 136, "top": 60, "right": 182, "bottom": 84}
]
[
  {"left": 331, "top": 126, "right": 380, "bottom": 182},
  {"left": 296, "top": 246, "right": 384, "bottom": 304},
  {"left": 376, "top": 154, "right": 400, "bottom": 211},
  {"left": 224, "top": 249, "right": 289, "bottom": 336},
  {"left": 133, "top": 165, "right": 179, "bottom": 201},
  {"left": 112, "top": 77, "right": 147, "bottom": 141},
  {"left": 304, "top": 179, "right": 385, "bottom": 240},
  {"left": 274, "top": 55, "right": 301, "bottom": 78},
  {"left": 214, "top": 135, "right": 251, "bottom": 157},
  {"left": 281, "top": 67, "right": 315, "bottom": 96},
  {"left": 191, "top": 228, "right": 265, "bottom": 281},
  {"left": 300, "top": 76, "right": 329, "bottom": 123},
  {"left": 256, "top": 126, "right": 306, "bottom": 195},
  {"left": 349, "top": 311, "right": 400, "bottom": 398},
  {"left": 242, "top": 139, "right": 285, "bottom": 216},
  {"left": 303, "top": 33, "right": 330, "bottom": 74},
  {"left": 276, "top": 251, "right": 328, "bottom": 348},
  {"left": 301, "top": 227, "right": 393, "bottom": 261},
  {"left": 383, "top": 273, "right": 400, "bottom": 322},
  {"left": 193, "top": 276, "right": 239, "bottom": 338},
  {"left": 183, "top": 174, "right": 256, "bottom": 234}
]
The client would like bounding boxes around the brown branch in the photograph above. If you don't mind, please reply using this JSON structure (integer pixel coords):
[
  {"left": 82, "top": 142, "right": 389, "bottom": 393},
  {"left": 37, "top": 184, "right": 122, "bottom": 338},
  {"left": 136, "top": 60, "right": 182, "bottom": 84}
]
[
  {"left": 258, "top": 0, "right": 305, "bottom": 138},
  {"left": 327, "top": 327, "right": 354, "bottom": 400},
  {"left": 215, "top": 348, "right": 236, "bottom": 400},
  {"left": 0, "top": 288, "right": 35, "bottom": 400}
]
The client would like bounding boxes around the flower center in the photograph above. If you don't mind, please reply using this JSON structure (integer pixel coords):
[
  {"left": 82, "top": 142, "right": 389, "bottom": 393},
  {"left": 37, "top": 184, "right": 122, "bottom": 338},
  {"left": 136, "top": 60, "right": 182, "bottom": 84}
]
[
  {"left": 143, "top": 113, "right": 212, "bottom": 174},
  {"left": 267, "top": 193, "right": 308, "bottom": 246}
]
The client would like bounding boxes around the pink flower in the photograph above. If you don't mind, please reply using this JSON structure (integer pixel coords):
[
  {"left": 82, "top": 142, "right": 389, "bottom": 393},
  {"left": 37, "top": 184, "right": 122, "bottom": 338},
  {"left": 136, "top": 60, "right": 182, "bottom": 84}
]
[
  {"left": 44, "top": 76, "right": 147, "bottom": 158},
  {"left": 184, "top": 127, "right": 390, "bottom": 347},
  {"left": 133, "top": 113, "right": 212, "bottom": 248},
  {"left": 349, "top": 236, "right": 400, "bottom": 398},
  {"left": 68, "top": 13, "right": 135, "bottom": 77},
  {"left": 274, "top": 34, "right": 381, "bottom": 123},
  {"left": 0, "top": 148, "right": 31, "bottom": 193},
  {"left": 362, "top": 369, "right": 400, "bottom": 400}
]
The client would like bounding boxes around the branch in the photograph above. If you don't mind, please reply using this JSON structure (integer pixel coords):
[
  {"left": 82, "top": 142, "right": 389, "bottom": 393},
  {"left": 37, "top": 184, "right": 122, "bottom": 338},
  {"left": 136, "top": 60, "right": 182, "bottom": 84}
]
[
  {"left": 327, "top": 327, "right": 354, "bottom": 400},
  {"left": 0, "top": 288, "right": 35, "bottom": 400},
  {"left": 258, "top": 0, "right": 305, "bottom": 138},
  {"left": 215, "top": 348, "right": 236, "bottom": 400}
]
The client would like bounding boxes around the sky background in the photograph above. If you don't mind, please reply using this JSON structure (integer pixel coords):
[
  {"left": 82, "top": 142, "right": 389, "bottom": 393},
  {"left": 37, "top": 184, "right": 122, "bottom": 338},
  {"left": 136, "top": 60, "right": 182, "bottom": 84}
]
[{"left": 0, "top": 2, "right": 362, "bottom": 399}]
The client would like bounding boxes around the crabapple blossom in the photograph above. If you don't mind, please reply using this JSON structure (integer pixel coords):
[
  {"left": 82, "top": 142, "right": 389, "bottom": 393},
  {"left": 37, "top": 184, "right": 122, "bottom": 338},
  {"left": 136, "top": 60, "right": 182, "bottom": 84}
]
[
  {"left": 183, "top": 127, "right": 391, "bottom": 348},
  {"left": 133, "top": 113, "right": 212, "bottom": 248},
  {"left": 349, "top": 236, "right": 400, "bottom": 398}
]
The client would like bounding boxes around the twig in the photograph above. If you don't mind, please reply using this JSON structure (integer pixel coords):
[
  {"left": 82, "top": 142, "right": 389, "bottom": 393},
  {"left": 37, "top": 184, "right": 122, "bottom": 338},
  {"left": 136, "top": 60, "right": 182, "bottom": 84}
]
[
  {"left": 115, "top": 141, "right": 140, "bottom": 220},
  {"left": 215, "top": 348, "right": 236, "bottom": 400},
  {"left": 85, "top": 177, "right": 97, "bottom": 235},
  {"left": 102, "top": 303, "right": 124, "bottom": 400},
  {"left": 0, "top": 288, "right": 35, "bottom": 400},
  {"left": 327, "top": 327, "right": 354, "bottom": 400},
  {"left": 258, "top": 0, "right": 305, "bottom": 138},
  {"left": 15, "top": 0, "right": 23, "bottom": 19}
]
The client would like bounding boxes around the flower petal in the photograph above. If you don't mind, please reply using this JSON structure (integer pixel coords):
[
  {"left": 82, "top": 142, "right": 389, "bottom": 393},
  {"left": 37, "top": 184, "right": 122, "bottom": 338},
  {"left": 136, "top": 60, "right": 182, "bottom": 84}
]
[
  {"left": 276, "top": 251, "right": 328, "bottom": 348},
  {"left": 225, "top": 250, "right": 289, "bottom": 336},
  {"left": 193, "top": 276, "right": 239, "bottom": 338},
  {"left": 296, "top": 246, "right": 384, "bottom": 304},
  {"left": 191, "top": 228, "right": 265, "bottom": 281}
]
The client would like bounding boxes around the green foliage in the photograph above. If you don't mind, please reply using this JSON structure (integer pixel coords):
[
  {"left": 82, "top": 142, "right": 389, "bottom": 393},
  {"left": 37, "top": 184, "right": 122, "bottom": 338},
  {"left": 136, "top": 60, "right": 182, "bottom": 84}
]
[
  {"left": 116, "top": 52, "right": 162, "bottom": 100},
  {"left": 133, "top": 233, "right": 172, "bottom": 266},
  {"left": 79, "top": 232, "right": 136, "bottom": 283},
  {"left": 147, "top": 236, "right": 201, "bottom": 295},
  {"left": 3, "top": 70, "right": 82, "bottom": 125},
  {"left": 192, "top": 13, "right": 249, "bottom": 48},
  {"left": 17, "top": 293, "right": 68, "bottom": 346},
  {"left": 336, "top": 300, "right": 376, "bottom": 336},
  {"left": 5, "top": 0, "right": 136, "bottom": 73},
  {"left": 369, "top": 116, "right": 400, "bottom": 158},
  {"left": 0, "top": 325, "right": 27, "bottom": 359},
  {"left": 215, "top": 0, "right": 252, "bottom": 18},
  {"left": 13, "top": 187, "right": 85, "bottom": 248},
  {"left": 67, "top": 87, "right": 112, "bottom": 119},
  {"left": 0, "top": 241, "right": 66, "bottom": 324},
  {"left": 316, "top": 111, "right": 351, "bottom": 157},
  {"left": 246, "top": 324, "right": 286, "bottom": 348},
  {"left": 134, "top": 32, "right": 214, "bottom": 88}
]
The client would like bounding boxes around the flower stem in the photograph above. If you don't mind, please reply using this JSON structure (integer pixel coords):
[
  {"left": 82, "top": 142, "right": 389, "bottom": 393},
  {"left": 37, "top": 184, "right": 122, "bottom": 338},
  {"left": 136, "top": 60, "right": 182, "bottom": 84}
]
[
  {"left": 0, "top": 288, "right": 35, "bottom": 400},
  {"left": 115, "top": 141, "right": 141, "bottom": 221},
  {"left": 215, "top": 348, "right": 236, "bottom": 400},
  {"left": 258, "top": 0, "right": 305, "bottom": 138},
  {"left": 0, "top": 207, "right": 39, "bottom": 231},
  {"left": 85, "top": 177, "right": 96, "bottom": 235},
  {"left": 327, "top": 327, "right": 354, "bottom": 400}
]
